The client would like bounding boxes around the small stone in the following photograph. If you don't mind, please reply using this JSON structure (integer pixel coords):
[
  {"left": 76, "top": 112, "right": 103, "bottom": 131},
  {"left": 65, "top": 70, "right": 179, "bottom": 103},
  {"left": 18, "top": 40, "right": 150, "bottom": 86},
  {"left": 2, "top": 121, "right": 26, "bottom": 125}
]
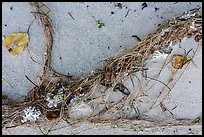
[{"left": 154, "top": 7, "right": 159, "bottom": 12}]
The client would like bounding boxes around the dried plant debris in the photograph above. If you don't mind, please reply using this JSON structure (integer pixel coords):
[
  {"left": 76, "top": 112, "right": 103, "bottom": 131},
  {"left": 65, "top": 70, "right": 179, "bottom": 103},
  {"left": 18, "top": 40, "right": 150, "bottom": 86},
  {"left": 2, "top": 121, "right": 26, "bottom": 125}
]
[
  {"left": 113, "top": 83, "right": 130, "bottom": 95},
  {"left": 2, "top": 5, "right": 202, "bottom": 129},
  {"left": 132, "top": 35, "right": 142, "bottom": 42},
  {"left": 30, "top": 2, "right": 53, "bottom": 74},
  {"left": 68, "top": 12, "right": 75, "bottom": 20},
  {"left": 45, "top": 110, "right": 60, "bottom": 121}
]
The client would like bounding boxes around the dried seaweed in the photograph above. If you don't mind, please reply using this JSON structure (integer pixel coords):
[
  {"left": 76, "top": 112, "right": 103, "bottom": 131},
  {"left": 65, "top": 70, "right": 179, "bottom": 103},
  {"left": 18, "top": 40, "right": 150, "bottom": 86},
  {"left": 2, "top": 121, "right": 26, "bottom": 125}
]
[{"left": 2, "top": 3, "right": 202, "bottom": 130}]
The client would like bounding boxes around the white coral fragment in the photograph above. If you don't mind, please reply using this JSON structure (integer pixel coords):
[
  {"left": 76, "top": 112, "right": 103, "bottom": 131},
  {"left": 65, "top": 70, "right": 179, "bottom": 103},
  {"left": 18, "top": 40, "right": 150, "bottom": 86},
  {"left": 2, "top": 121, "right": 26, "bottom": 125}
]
[
  {"left": 179, "top": 10, "right": 196, "bottom": 20},
  {"left": 21, "top": 106, "right": 41, "bottom": 123},
  {"left": 152, "top": 50, "right": 168, "bottom": 61},
  {"left": 46, "top": 88, "right": 64, "bottom": 108}
]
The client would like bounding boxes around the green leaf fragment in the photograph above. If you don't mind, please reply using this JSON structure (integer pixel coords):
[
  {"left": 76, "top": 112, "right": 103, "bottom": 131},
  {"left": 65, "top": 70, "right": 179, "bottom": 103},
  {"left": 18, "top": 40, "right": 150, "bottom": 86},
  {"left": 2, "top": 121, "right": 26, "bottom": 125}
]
[{"left": 97, "top": 20, "right": 105, "bottom": 28}]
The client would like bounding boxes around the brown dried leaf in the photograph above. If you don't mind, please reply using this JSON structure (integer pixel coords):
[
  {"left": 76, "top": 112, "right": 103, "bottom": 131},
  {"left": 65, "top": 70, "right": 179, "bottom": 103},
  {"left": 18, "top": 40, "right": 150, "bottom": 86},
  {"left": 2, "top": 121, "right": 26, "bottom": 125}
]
[{"left": 194, "top": 33, "right": 202, "bottom": 42}]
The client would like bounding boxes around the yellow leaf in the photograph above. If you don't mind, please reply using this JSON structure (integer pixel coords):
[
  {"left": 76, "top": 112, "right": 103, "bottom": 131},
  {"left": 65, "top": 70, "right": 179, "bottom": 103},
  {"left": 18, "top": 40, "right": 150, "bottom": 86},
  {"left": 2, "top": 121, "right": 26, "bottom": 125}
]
[{"left": 4, "top": 33, "right": 29, "bottom": 56}]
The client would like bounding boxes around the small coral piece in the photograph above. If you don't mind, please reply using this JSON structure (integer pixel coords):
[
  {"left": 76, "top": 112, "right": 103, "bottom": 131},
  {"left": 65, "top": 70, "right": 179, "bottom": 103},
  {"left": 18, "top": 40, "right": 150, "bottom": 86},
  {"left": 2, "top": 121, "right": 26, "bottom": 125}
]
[
  {"left": 152, "top": 50, "right": 168, "bottom": 61},
  {"left": 46, "top": 88, "right": 64, "bottom": 108},
  {"left": 21, "top": 106, "right": 41, "bottom": 123},
  {"left": 179, "top": 10, "right": 196, "bottom": 20}
]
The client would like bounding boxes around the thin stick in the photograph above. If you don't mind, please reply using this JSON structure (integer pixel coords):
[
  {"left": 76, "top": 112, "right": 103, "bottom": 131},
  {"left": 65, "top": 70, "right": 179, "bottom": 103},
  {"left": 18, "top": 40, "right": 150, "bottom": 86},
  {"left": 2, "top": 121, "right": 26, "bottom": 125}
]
[
  {"left": 27, "top": 47, "right": 40, "bottom": 64},
  {"left": 129, "top": 74, "right": 135, "bottom": 87},
  {"left": 146, "top": 76, "right": 171, "bottom": 91},
  {"left": 25, "top": 75, "right": 38, "bottom": 87},
  {"left": 125, "top": 9, "right": 130, "bottom": 17},
  {"left": 68, "top": 12, "right": 75, "bottom": 20}
]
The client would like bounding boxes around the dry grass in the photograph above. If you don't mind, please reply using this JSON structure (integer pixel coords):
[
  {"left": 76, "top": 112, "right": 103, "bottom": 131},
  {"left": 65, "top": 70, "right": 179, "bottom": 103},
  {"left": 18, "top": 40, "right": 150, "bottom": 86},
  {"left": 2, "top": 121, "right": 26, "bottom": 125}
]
[{"left": 2, "top": 2, "right": 202, "bottom": 129}]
